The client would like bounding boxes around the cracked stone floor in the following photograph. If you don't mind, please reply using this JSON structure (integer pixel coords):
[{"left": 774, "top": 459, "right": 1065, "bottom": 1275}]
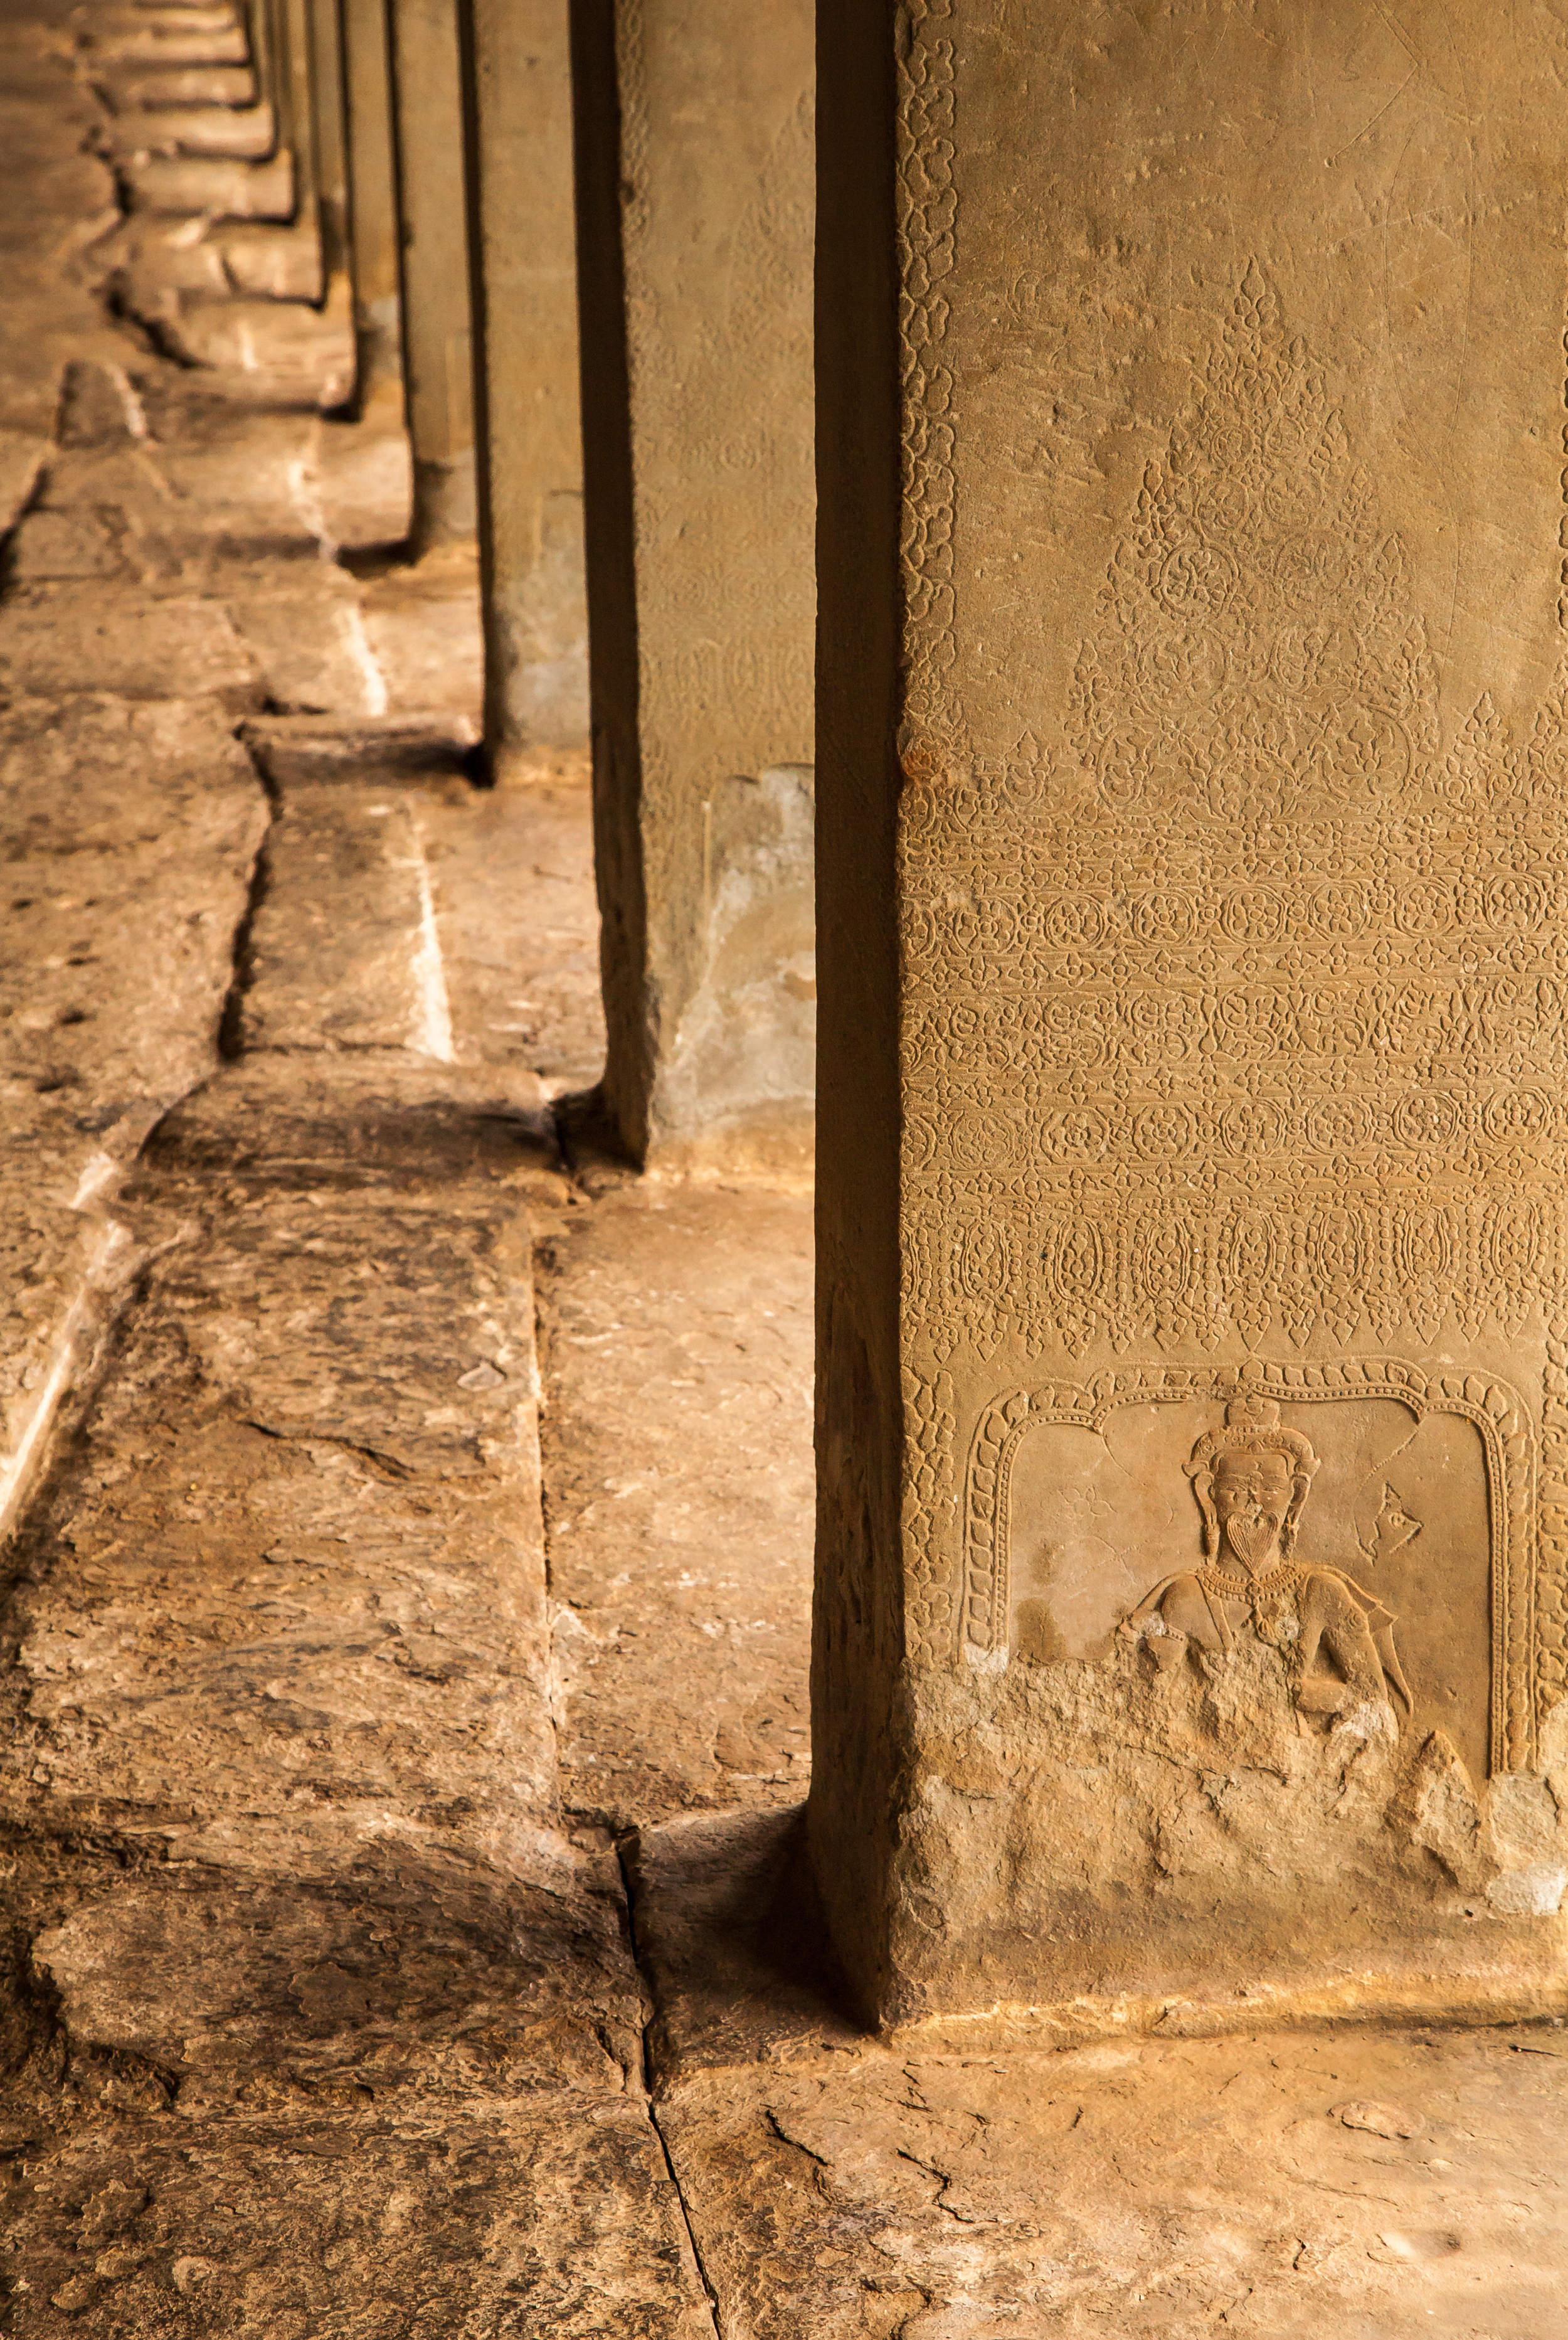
[{"left": 2, "top": 1, "right": 1568, "bottom": 2334}]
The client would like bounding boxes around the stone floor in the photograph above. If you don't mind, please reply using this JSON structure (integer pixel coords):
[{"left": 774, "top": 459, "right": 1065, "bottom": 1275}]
[{"left": 1, "top": 2, "right": 1567, "bottom": 2334}]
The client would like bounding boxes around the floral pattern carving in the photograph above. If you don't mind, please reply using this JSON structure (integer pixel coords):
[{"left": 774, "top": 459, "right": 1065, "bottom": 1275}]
[{"left": 895, "top": 253, "right": 1568, "bottom": 1726}]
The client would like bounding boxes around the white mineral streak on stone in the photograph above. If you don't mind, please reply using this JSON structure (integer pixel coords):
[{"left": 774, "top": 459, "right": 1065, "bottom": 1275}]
[
  {"left": 1487, "top": 1864, "right": 1568, "bottom": 1917},
  {"left": 336, "top": 602, "right": 390, "bottom": 714},
  {"left": 285, "top": 439, "right": 332, "bottom": 554},
  {"left": 68, "top": 1151, "right": 120, "bottom": 1213},
  {"left": 404, "top": 808, "right": 455, "bottom": 1063},
  {"left": 101, "top": 361, "right": 147, "bottom": 439},
  {"left": 0, "top": 1218, "right": 124, "bottom": 1548}
]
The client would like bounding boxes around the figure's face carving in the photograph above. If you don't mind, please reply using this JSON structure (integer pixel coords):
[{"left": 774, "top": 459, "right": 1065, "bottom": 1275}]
[{"left": 1212, "top": 1449, "right": 1293, "bottom": 1573}]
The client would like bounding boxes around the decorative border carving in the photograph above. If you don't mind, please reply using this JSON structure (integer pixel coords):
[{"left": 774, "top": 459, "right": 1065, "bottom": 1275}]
[
  {"left": 894, "top": 0, "right": 961, "bottom": 757},
  {"left": 959, "top": 1358, "right": 1537, "bottom": 1774}
]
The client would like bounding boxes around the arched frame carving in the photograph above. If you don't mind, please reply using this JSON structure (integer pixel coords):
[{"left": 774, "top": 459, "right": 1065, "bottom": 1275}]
[{"left": 960, "top": 1359, "right": 1537, "bottom": 1774}]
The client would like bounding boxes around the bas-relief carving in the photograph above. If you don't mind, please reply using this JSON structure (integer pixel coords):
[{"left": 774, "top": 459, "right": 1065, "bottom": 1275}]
[
  {"left": 1123, "top": 1397, "right": 1415, "bottom": 1730},
  {"left": 891, "top": 102, "right": 1568, "bottom": 1747},
  {"left": 961, "top": 1364, "right": 1532, "bottom": 1784}
]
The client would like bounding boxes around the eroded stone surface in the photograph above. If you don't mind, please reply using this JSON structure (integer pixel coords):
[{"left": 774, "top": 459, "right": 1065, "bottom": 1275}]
[
  {"left": 537, "top": 1182, "right": 813, "bottom": 1827},
  {"left": 358, "top": 545, "right": 485, "bottom": 717},
  {"left": 0, "top": 1071, "right": 709, "bottom": 2336},
  {"left": 0, "top": 587, "right": 260, "bottom": 703},
  {"left": 0, "top": 691, "right": 265, "bottom": 1536},
  {"left": 0, "top": 4, "right": 733, "bottom": 2327},
  {"left": 660, "top": 2025, "right": 1568, "bottom": 2340}
]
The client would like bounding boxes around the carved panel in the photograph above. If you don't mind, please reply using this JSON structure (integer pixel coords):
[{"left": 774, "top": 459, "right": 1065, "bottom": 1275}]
[
  {"left": 960, "top": 1362, "right": 1535, "bottom": 1776},
  {"left": 893, "top": 228, "right": 1568, "bottom": 1748}
]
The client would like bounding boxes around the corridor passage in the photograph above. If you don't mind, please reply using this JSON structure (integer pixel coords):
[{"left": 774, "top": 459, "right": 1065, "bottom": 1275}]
[{"left": 1, "top": 2, "right": 1567, "bottom": 2335}]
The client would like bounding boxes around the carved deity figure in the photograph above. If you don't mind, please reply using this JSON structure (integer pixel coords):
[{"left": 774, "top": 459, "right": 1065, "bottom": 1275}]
[{"left": 1123, "top": 1395, "right": 1413, "bottom": 1721}]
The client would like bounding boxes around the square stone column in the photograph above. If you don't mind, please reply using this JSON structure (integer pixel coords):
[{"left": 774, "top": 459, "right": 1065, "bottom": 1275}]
[
  {"left": 388, "top": 0, "right": 475, "bottom": 551},
  {"left": 462, "top": 0, "right": 588, "bottom": 774},
  {"left": 813, "top": 0, "right": 1568, "bottom": 2035},
  {"left": 273, "top": 0, "right": 324, "bottom": 234},
  {"left": 570, "top": 0, "right": 814, "bottom": 1171},
  {"left": 341, "top": 0, "right": 401, "bottom": 410},
  {"left": 305, "top": 0, "right": 349, "bottom": 279}
]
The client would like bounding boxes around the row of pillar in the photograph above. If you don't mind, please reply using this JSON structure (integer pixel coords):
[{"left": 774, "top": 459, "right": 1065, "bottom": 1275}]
[
  {"left": 311, "top": 0, "right": 815, "bottom": 1174},
  {"left": 294, "top": 2, "right": 1568, "bottom": 2032}
]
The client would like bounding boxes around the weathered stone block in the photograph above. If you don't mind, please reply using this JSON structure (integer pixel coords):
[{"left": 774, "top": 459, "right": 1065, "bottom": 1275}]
[{"left": 124, "top": 149, "right": 294, "bottom": 214}]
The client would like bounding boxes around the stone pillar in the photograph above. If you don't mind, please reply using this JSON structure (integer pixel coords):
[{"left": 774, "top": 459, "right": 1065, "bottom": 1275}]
[
  {"left": 462, "top": 0, "right": 587, "bottom": 775},
  {"left": 388, "top": 0, "right": 475, "bottom": 551},
  {"left": 570, "top": 0, "right": 813, "bottom": 1170},
  {"left": 341, "top": 0, "right": 401, "bottom": 410},
  {"left": 813, "top": 1, "right": 1568, "bottom": 2036},
  {"left": 306, "top": 0, "right": 349, "bottom": 277},
  {"left": 275, "top": 0, "right": 322, "bottom": 232}
]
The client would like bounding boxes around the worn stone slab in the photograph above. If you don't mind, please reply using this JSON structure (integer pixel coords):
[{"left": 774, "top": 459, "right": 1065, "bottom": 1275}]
[
  {"left": 1, "top": 1083, "right": 561, "bottom": 1856},
  {"left": 413, "top": 769, "right": 605, "bottom": 1098},
  {"left": 628, "top": 1808, "right": 858, "bottom": 2087},
  {"left": 536, "top": 1183, "right": 812, "bottom": 1826},
  {"left": 102, "top": 97, "right": 275, "bottom": 157},
  {"left": 0, "top": 689, "right": 265, "bottom": 1560},
  {"left": 226, "top": 575, "right": 388, "bottom": 714},
  {"left": 9, "top": 457, "right": 317, "bottom": 591},
  {"left": 0, "top": 40, "right": 121, "bottom": 430},
  {"left": 237, "top": 768, "right": 600, "bottom": 1082},
  {"left": 0, "top": 1118, "right": 137, "bottom": 1553},
  {"left": 218, "top": 218, "right": 326, "bottom": 300},
  {"left": 233, "top": 739, "right": 602, "bottom": 1088},
  {"left": 156, "top": 288, "right": 354, "bottom": 410},
  {"left": 77, "top": 18, "right": 249, "bottom": 65},
  {"left": 0, "top": 587, "right": 259, "bottom": 703},
  {"left": 314, "top": 413, "right": 412, "bottom": 551},
  {"left": 0, "top": 694, "right": 265, "bottom": 1109},
  {"left": 358, "top": 546, "right": 484, "bottom": 718},
  {"left": 102, "top": 61, "right": 256, "bottom": 105},
  {"left": 88, "top": 212, "right": 234, "bottom": 311},
  {"left": 239, "top": 790, "right": 447, "bottom": 1055},
  {"left": 242, "top": 712, "right": 478, "bottom": 787},
  {"left": 141, "top": 1052, "right": 561, "bottom": 1191},
  {"left": 5, "top": 405, "right": 405, "bottom": 602},
  {"left": 0, "top": 1065, "right": 709, "bottom": 2336},
  {"left": 661, "top": 2025, "right": 1568, "bottom": 2340},
  {"left": 96, "top": 214, "right": 326, "bottom": 319},
  {"left": 1, "top": 2097, "right": 712, "bottom": 2338},
  {"left": 124, "top": 149, "right": 293, "bottom": 218},
  {"left": 33, "top": 1862, "right": 641, "bottom": 2103}
]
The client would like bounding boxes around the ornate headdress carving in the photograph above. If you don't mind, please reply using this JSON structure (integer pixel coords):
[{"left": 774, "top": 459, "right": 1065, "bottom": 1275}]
[{"left": 1184, "top": 1395, "right": 1319, "bottom": 1561}]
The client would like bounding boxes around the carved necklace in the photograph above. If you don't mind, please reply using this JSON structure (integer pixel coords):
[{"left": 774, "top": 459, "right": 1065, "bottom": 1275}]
[{"left": 1196, "top": 1557, "right": 1302, "bottom": 1602}]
